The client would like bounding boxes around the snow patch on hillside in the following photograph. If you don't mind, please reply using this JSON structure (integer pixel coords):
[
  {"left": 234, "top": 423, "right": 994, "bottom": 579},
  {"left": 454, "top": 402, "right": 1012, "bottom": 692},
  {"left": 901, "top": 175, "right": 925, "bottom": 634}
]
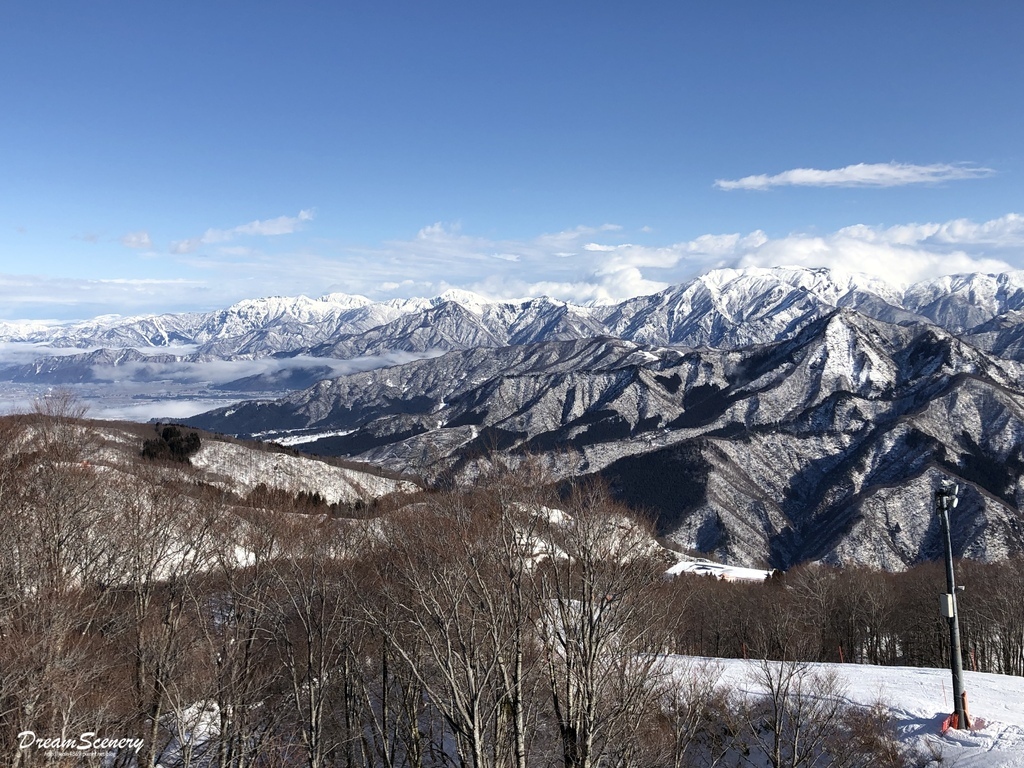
[
  {"left": 190, "top": 440, "right": 418, "bottom": 503},
  {"left": 267, "top": 428, "right": 354, "bottom": 446},
  {"left": 665, "top": 558, "right": 774, "bottom": 582}
]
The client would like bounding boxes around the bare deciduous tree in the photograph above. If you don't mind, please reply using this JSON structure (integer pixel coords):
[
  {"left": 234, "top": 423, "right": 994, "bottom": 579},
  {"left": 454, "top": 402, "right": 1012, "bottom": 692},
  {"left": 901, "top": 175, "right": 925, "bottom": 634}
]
[
  {"left": 534, "top": 480, "right": 666, "bottom": 768},
  {"left": 740, "top": 660, "right": 848, "bottom": 768}
]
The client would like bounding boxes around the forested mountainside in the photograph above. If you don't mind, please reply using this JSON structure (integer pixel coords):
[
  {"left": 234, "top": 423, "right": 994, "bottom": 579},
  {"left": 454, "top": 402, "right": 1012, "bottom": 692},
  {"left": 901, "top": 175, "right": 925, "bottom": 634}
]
[
  {"left": 187, "top": 306, "right": 1024, "bottom": 570},
  {"left": 7, "top": 266, "right": 1024, "bottom": 569}
]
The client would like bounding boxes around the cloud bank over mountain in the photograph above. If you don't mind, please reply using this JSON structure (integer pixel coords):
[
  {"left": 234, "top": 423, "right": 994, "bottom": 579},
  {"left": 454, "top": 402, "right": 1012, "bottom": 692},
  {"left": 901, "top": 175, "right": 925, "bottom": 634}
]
[{"left": 2, "top": 213, "right": 1022, "bottom": 320}]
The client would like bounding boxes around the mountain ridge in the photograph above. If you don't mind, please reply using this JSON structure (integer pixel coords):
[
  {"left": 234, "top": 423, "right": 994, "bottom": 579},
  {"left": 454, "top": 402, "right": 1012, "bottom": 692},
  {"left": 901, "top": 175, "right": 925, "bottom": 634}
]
[
  {"left": 6, "top": 266, "right": 1024, "bottom": 571},
  {"left": 183, "top": 306, "right": 1024, "bottom": 570},
  {"left": 8, "top": 266, "right": 1024, "bottom": 355},
  {"left": 9, "top": 267, "right": 1024, "bottom": 394}
]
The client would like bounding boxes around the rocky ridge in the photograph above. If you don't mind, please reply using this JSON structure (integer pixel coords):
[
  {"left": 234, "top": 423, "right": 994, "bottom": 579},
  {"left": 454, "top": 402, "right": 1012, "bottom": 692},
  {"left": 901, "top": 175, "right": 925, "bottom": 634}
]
[
  {"left": 7, "top": 266, "right": 1024, "bottom": 570},
  {"left": 186, "top": 305, "right": 1024, "bottom": 571}
]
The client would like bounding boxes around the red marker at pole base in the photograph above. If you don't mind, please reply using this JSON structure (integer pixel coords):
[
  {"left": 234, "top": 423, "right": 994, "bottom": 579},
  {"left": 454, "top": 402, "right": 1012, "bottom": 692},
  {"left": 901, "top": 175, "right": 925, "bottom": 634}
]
[
  {"left": 940, "top": 694, "right": 973, "bottom": 734},
  {"left": 940, "top": 714, "right": 954, "bottom": 734}
]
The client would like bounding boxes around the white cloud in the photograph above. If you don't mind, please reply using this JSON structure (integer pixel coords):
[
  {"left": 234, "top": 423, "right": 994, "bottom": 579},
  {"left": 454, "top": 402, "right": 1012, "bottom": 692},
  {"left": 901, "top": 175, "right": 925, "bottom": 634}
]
[
  {"left": 0, "top": 342, "right": 100, "bottom": 363},
  {"left": 874, "top": 213, "right": 1024, "bottom": 248},
  {"left": 0, "top": 274, "right": 212, "bottom": 320},
  {"left": 533, "top": 224, "right": 622, "bottom": 250},
  {"left": 169, "top": 237, "right": 203, "bottom": 255},
  {"left": 715, "top": 162, "right": 995, "bottom": 191},
  {"left": 416, "top": 221, "right": 458, "bottom": 240},
  {"left": 376, "top": 280, "right": 415, "bottom": 292},
  {"left": 230, "top": 209, "right": 313, "bottom": 236},
  {"left": 728, "top": 225, "right": 1015, "bottom": 286},
  {"left": 462, "top": 213, "right": 1022, "bottom": 300},
  {"left": 91, "top": 352, "right": 438, "bottom": 388},
  {"left": 170, "top": 209, "right": 314, "bottom": 254},
  {"left": 3, "top": 213, "right": 1024, "bottom": 320},
  {"left": 0, "top": 349, "right": 448, "bottom": 421},
  {"left": 90, "top": 399, "right": 228, "bottom": 421},
  {"left": 120, "top": 230, "right": 153, "bottom": 249}
]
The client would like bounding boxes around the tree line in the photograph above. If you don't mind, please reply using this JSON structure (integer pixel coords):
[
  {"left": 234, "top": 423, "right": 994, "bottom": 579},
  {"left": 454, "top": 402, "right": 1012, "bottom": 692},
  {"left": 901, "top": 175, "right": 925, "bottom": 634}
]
[
  {"left": 663, "top": 556, "right": 1024, "bottom": 677},
  {"left": 0, "top": 407, "right": 1017, "bottom": 767}
]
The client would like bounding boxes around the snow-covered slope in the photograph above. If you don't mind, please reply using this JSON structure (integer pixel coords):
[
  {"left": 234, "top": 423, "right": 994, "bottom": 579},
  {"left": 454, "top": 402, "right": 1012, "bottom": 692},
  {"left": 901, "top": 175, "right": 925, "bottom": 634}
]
[
  {"left": 189, "top": 440, "right": 417, "bottom": 504},
  {"left": 186, "top": 309, "right": 1024, "bottom": 570},
  {"left": 905, "top": 271, "right": 1024, "bottom": 333},
  {"left": 686, "top": 656, "right": 1024, "bottom": 767},
  {"left": 22, "top": 418, "right": 421, "bottom": 511}
]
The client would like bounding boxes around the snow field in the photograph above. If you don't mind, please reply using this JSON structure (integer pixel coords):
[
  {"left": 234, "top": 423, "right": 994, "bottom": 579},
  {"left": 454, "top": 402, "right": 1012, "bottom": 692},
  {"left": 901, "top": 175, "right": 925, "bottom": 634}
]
[{"left": 672, "top": 656, "right": 1024, "bottom": 767}]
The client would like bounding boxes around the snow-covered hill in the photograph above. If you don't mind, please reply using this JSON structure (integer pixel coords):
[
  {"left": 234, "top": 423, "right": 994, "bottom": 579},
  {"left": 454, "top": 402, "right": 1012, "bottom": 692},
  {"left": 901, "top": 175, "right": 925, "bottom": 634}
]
[
  {"left": 189, "top": 439, "right": 417, "bottom": 504},
  {"left": 23, "top": 418, "right": 420, "bottom": 511}
]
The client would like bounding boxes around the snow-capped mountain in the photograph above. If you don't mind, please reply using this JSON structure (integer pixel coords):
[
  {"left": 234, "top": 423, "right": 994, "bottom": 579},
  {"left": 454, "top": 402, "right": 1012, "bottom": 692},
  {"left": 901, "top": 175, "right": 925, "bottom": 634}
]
[
  {"left": 0, "top": 291, "right": 443, "bottom": 352},
  {"left": 904, "top": 271, "right": 1024, "bottom": 332},
  {"left": 186, "top": 307, "right": 1024, "bottom": 571},
  {"left": 9, "top": 268, "right": 1024, "bottom": 391},
  {"left": 1, "top": 263, "right": 1020, "bottom": 397},
  {"left": 8, "top": 266, "right": 1024, "bottom": 572}
]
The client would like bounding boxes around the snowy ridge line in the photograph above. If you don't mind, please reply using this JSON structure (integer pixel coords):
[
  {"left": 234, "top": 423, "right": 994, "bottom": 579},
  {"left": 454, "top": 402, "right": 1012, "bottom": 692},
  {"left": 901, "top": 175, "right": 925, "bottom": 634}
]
[{"left": 7, "top": 266, "right": 1024, "bottom": 352}]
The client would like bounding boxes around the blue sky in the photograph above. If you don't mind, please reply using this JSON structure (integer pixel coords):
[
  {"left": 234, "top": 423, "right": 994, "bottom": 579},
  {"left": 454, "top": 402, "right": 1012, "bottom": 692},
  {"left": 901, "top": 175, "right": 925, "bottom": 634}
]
[{"left": 1, "top": 2, "right": 1022, "bottom": 320}]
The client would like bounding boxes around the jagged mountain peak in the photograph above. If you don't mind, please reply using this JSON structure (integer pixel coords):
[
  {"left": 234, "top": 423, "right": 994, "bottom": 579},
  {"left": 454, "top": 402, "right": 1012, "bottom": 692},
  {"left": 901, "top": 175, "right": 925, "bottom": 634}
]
[
  {"left": 433, "top": 288, "right": 492, "bottom": 311},
  {"left": 902, "top": 270, "right": 1024, "bottom": 334},
  {"left": 316, "top": 292, "right": 375, "bottom": 308},
  {"left": 687, "top": 265, "right": 902, "bottom": 302},
  {"left": 218, "top": 292, "right": 375, "bottom": 320},
  {"left": 7, "top": 265, "right": 1024, "bottom": 356},
  {"left": 912, "top": 269, "right": 1024, "bottom": 295},
  {"left": 781, "top": 310, "right": 899, "bottom": 397}
]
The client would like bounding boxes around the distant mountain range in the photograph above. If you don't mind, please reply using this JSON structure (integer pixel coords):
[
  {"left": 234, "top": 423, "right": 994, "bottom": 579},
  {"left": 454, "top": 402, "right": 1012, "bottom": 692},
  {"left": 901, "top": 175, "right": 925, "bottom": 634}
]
[
  {"left": 6, "top": 266, "right": 1024, "bottom": 570},
  {"left": 6, "top": 268, "right": 1024, "bottom": 354},
  {"left": 8, "top": 267, "right": 1024, "bottom": 360}
]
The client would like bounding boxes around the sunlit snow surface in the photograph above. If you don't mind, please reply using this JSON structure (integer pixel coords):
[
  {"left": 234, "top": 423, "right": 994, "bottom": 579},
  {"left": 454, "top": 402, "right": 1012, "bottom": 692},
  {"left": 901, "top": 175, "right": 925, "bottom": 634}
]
[
  {"left": 189, "top": 440, "right": 418, "bottom": 504},
  {"left": 672, "top": 657, "right": 1024, "bottom": 767},
  {"left": 665, "top": 558, "right": 774, "bottom": 581}
]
